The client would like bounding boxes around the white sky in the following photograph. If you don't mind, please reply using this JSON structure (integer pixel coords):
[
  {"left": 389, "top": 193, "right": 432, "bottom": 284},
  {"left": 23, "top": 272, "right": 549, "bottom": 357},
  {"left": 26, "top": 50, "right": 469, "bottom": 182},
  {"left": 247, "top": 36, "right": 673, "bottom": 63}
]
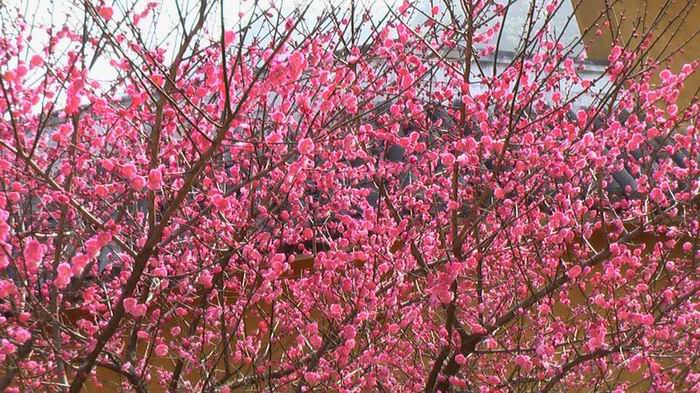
[{"left": 4, "top": 0, "right": 592, "bottom": 110}]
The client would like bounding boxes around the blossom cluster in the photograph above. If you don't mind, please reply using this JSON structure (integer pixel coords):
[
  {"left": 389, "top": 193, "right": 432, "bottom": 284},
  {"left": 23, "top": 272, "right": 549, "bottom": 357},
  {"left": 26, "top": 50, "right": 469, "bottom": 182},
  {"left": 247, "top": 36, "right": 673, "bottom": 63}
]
[{"left": 0, "top": 0, "right": 698, "bottom": 391}]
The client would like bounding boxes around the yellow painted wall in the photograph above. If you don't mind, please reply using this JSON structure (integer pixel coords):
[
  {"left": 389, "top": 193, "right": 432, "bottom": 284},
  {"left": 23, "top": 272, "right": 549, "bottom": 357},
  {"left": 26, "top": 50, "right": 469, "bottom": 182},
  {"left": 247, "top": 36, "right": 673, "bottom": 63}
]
[{"left": 575, "top": 0, "right": 700, "bottom": 106}]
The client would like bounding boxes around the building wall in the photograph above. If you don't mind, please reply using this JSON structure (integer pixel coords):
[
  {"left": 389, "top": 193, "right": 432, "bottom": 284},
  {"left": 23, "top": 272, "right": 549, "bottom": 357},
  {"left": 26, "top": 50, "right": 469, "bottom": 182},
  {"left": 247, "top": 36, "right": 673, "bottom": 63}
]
[{"left": 575, "top": 0, "right": 700, "bottom": 107}]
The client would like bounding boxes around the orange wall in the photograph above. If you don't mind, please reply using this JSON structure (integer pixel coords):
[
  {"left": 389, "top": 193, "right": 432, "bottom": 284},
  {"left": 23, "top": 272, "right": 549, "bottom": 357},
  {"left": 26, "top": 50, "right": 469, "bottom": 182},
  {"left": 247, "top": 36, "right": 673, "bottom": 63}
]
[{"left": 575, "top": 0, "right": 700, "bottom": 106}]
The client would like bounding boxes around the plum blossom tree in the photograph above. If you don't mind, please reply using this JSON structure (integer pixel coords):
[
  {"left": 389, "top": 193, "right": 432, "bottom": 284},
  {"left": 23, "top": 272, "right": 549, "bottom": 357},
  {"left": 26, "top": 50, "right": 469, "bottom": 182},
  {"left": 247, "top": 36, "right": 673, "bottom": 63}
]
[{"left": 0, "top": 0, "right": 699, "bottom": 391}]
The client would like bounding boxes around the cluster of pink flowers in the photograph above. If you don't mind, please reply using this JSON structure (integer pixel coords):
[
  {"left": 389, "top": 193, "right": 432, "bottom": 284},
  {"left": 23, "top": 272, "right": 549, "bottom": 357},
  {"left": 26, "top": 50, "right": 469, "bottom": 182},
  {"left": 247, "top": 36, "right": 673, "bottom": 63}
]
[{"left": 0, "top": 0, "right": 698, "bottom": 392}]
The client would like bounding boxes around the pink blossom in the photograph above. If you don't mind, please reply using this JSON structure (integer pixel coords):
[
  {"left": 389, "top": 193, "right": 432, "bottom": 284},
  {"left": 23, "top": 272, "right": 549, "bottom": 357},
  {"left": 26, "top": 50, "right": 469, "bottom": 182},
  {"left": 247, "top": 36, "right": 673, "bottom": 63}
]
[
  {"left": 1, "top": 339, "right": 17, "bottom": 355},
  {"left": 310, "top": 335, "right": 322, "bottom": 348},
  {"left": 627, "top": 354, "right": 644, "bottom": 372},
  {"left": 298, "top": 138, "right": 315, "bottom": 155},
  {"left": 85, "top": 237, "right": 102, "bottom": 259},
  {"left": 95, "top": 184, "right": 108, "bottom": 197},
  {"left": 224, "top": 30, "right": 235, "bottom": 47},
  {"left": 23, "top": 238, "right": 45, "bottom": 273},
  {"left": 567, "top": 265, "right": 582, "bottom": 279},
  {"left": 493, "top": 187, "right": 505, "bottom": 199},
  {"left": 55, "top": 263, "right": 73, "bottom": 289},
  {"left": 0, "top": 280, "right": 16, "bottom": 298},
  {"left": 576, "top": 109, "right": 588, "bottom": 126},
  {"left": 2, "top": 71, "right": 16, "bottom": 82},
  {"left": 147, "top": 168, "right": 163, "bottom": 190},
  {"left": 131, "top": 176, "right": 146, "bottom": 190},
  {"left": 270, "top": 253, "right": 287, "bottom": 277},
  {"left": 441, "top": 153, "right": 455, "bottom": 167},
  {"left": 121, "top": 163, "right": 138, "bottom": 179},
  {"left": 198, "top": 271, "right": 213, "bottom": 287},
  {"left": 124, "top": 297, "right": 147, "bottom": 318},
  {"left": 330, "top": 304, "right": 342, "bottom": 317},
  {"left": 98, "top": 6, "right": 114, "bottom": 20},
  {"left": 289, "top": 52, "right": 308, "bottom": 79},
  {"left": 12, "top": 327, "right": 31, "bottom": 344},
  {"left": 154, "top": 344, "right": 168, "bottom": 357},
  {"left": 514, "top": 355, "right": 533, "bottom": 373},
  {"left": 649, "top": 188, "right": 665, "bottom": 203},
  {"left": 29, "top": 55, "right": 44, "bottom": 68},
  {"left": 304, "top": 372, "right": 320, "bottom": 384},
  {"left": 342, "top": 134, "right": 356, "bottom": 154}
]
